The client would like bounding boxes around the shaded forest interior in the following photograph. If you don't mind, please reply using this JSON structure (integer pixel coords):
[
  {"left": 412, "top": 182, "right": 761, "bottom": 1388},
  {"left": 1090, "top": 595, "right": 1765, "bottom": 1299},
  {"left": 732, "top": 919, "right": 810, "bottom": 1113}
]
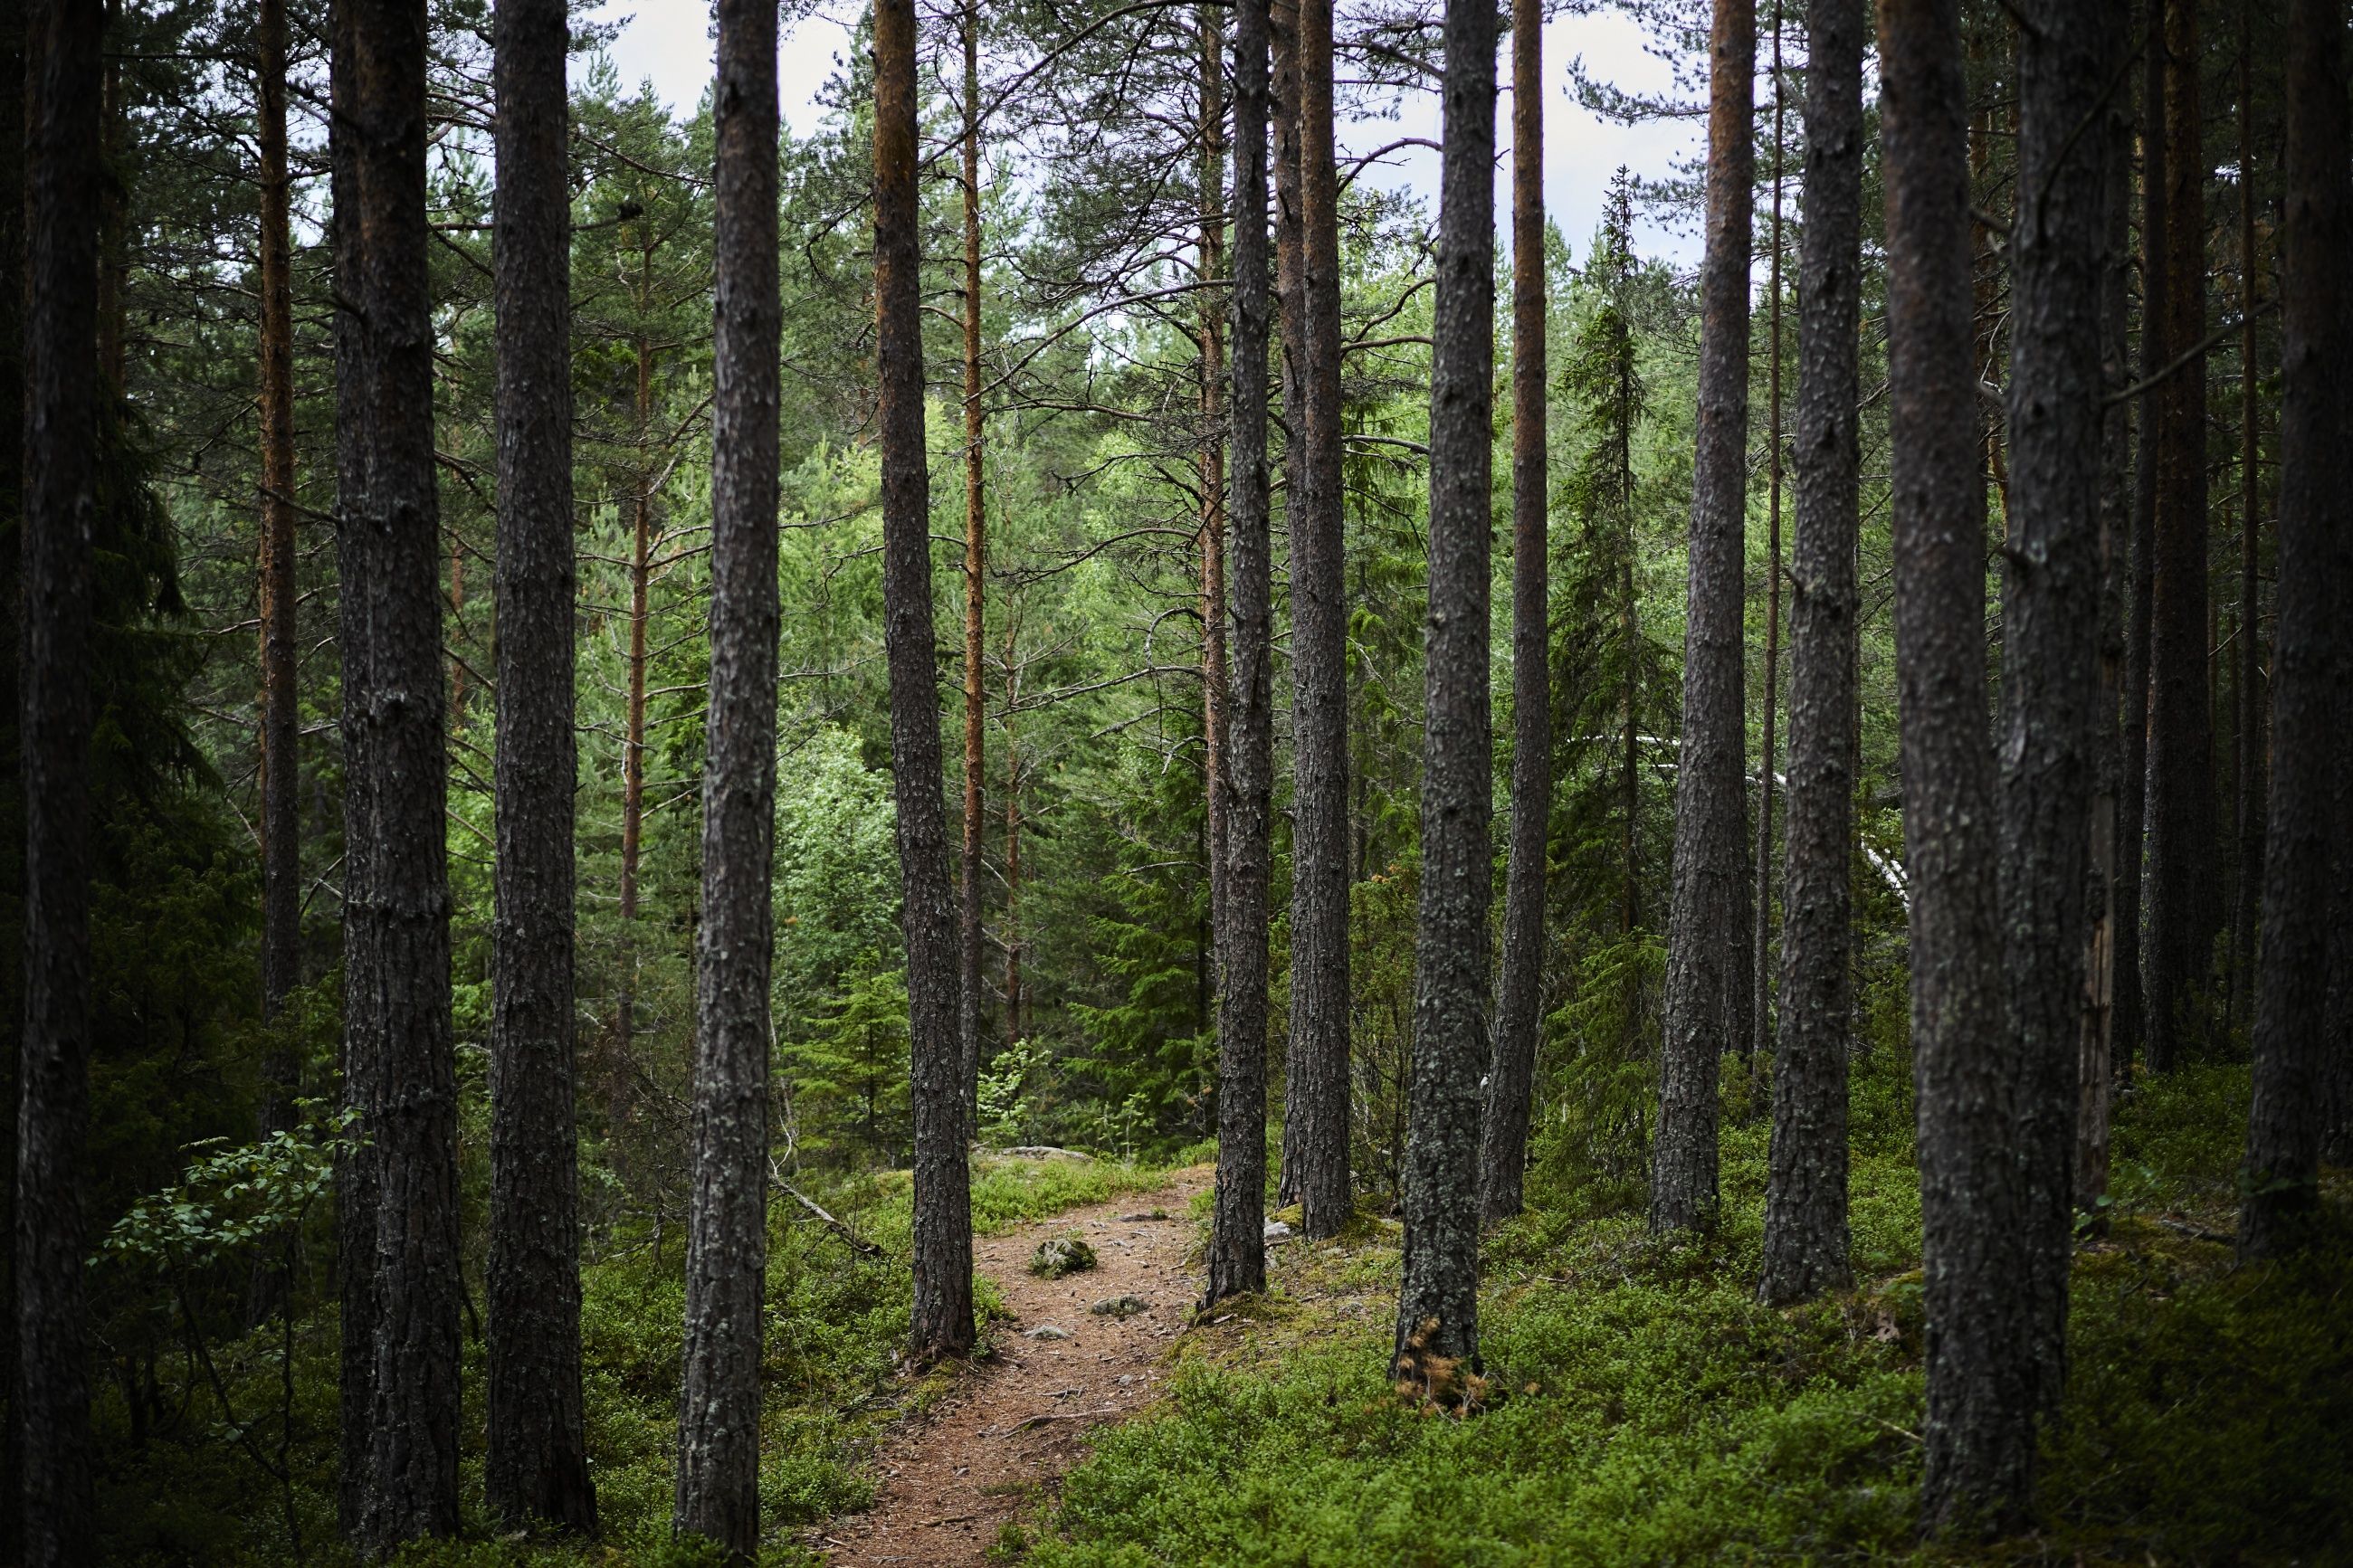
[{"left": 5, "top": 0, "right": 2351, "bottom": 1563}]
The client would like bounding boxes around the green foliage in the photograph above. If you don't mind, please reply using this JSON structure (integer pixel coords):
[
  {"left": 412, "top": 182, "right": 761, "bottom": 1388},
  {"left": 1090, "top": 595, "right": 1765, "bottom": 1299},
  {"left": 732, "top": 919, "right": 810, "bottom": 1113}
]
[{"left": 1024, "top": 1064, "right": 2350, "bottom": 1565}]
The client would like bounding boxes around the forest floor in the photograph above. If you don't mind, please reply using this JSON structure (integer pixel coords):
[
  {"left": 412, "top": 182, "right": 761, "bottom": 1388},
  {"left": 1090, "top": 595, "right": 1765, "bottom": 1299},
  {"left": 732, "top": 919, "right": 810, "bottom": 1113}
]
[{"left": 811, "top": 1163, "right": 1215, "bottom": 1565}]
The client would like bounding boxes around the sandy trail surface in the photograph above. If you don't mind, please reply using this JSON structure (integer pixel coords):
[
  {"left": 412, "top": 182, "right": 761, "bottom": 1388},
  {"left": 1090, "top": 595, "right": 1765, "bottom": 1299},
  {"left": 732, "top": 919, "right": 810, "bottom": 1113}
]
[{"left": 814, "top": 1164, "right": 1213, "bottom": 1565}]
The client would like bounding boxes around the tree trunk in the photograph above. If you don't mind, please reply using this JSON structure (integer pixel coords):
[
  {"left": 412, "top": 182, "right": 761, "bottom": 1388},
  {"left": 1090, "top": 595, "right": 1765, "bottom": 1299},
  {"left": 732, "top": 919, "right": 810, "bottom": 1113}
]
[
  {"left": 1270, "top": 0, "right": 1303, "bottom": 1208},
  {"left": 338, "top": 0, "right": 463, "bottom": 1547},
  {"left": 1753, "top": 6, "right": 1786, "bottom": 1081},
  {"left": 959, "top": 0, "right": 987, "bottom": 1146},
  {"left": 2238, "top": 0, "right": 2346, "bottom": 1261},
  {"left": 487, "top": 0, "right": 595, "bottom": 1533},
  {"left": 1880, "top": 0, "right": 2028, "bottom": 1534},
  {"left": 672, "top": 0, "right": 780, "bottom": 1550},
  {"left": 1479, "top": 0, "right": 1547, "bottom": 1227},
  {"left": 2079, "top": 44, "right": 2136, "bottom": 1216},
  {"left": 1655, "top": 0, "right": 1754, "bottom": 1235},
  {"left": 2004, "top": 0, "right": 2120, "bottom": 1426},
  {"left": 1004, "top": 689, "right": 1024, "bottom": 1049},
  {"left": 1282, "top": 0, "right": 1351, "bottom": 1238},
  {"left": 615, "top": 309, "right": 653, "bottom": 1113},
  {"left": 1206, "top": 0, "right": 1272, "bottom": 1307},
  {"left": 329, "top": 1, "right": 379, "bottom": 1530},
  {"left": 1760, "top": 0, "right": 1862, "bottom": 1308},
  {"left": 2116, "top": 0, "right": 2164, "bottom": 1085},
  {"left": 2144, "top": 0, "right": 2214, "bottom": 1072},
  {"left": 17, "top": 2, "right": 101, "bottom": 1559},
  {"left": 876, "top": 0, "right": 976, "bottom": 1363},
  {"left": 1394, "top": 0, "right": 1496, "bottom": 1386},
  {"left": 2228, "top": 3, "right": 2265, "bottom": 1033},
  {"left": 1199, "top": 0, "right": 1229, "bottom": 1045},
  {"left": 257, "top": 0, "right": 300, "bottom": 1029}
]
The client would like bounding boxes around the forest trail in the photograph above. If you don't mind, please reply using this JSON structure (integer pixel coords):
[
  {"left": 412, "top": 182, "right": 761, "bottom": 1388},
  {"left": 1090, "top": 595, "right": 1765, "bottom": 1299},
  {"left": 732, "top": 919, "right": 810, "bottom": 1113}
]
[{"left": 814, "top": 1164, "right": 1215, "bottom": 1565}]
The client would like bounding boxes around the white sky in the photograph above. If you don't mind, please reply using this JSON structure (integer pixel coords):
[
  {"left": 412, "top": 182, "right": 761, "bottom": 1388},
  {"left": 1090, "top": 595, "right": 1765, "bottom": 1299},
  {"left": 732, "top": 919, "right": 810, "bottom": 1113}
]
[{"left": 582, "top": 2, "right": 1709, "bottom": 268}]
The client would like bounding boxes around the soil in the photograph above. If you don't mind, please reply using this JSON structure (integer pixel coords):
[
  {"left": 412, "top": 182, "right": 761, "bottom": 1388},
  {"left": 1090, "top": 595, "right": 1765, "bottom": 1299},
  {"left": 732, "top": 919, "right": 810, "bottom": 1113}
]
[{"left": 813, "top": 1164, "right": 1214, "bottom": 1565}]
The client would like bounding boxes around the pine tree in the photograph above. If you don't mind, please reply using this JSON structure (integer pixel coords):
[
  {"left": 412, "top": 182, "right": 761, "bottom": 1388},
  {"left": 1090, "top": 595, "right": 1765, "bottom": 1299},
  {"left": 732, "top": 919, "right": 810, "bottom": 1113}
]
[
  {"left": 17, "top": 0, "right": 102, "bottom": 1559},
  {"left": 673, "top": 0, "right": 782, "bottom": 1549},
  {"left": 1394, "top": 0, "right": 1496, "bottom": 1386},
  {"left": 486, "top": 0, "right": 595, "bottom": 1531},
  {"left": 1761, "top": 0, "right": 1862, "bottom": 1307},
  {"left": 1480, "top": 0, "right": 1549, "bottom": 1226},
  {"left": 1655, "top": 0, "right": 1754, "bottom": 1235}
]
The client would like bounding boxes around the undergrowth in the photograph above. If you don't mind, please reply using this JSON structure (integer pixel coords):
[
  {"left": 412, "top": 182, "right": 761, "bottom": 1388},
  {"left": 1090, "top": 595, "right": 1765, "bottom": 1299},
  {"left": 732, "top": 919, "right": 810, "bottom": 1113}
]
[
  {"left": 94, "top": 1149, "right": 1186, "bottom": 1567},
  {"left": 1025, "top": 1057, "right": 2351, "bottom": 1566}
]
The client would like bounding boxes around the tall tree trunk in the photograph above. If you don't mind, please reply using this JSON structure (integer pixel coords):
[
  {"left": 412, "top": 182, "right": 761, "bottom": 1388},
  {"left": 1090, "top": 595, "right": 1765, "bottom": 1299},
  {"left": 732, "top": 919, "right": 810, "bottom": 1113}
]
[
  {"left": 1004, "top": 689, "right": 1023, "bottom": 1050},
  {"left": 876, "top": 0, "right": 976, "bottom": 1362},
  {"left": 1283, "top": 0, "right": 1351, "bottom": 1238},
  {"left": 2004, "top": 0, "right": 2119, "bottom": 1427},
  {"left": 672, "top": 0, "right": 780, "bottom": 1550},
  {"left": 1752, "top": 4, "right": 1785, "bottom": 1080},
  {"left": 1655, "top": 0, "right": 1754, "bottom": 1235},
  {"left": 17, "top": 1, "right": 100, "bottom": 1560},
  {"left": 2144, "top": 0, "right": 2214, "bottom": 1072},
  {"left": 1880, "top": 0, "right": 2027, "bottom": 1534},
  {"left": 1479, "top": 0, "right": 1547, "bottom": 1226},
  {"left": 2228, "top": 4, "right": 2264, "bottom": 1032},
  {"left": 338, "top": 0, "right": 463, "bottom": 1547},
  {"left": 487, "top": 0, "right": 595, "bottom": 1533},
  {"left": 1199, "top": 1, "right": 1229, "bottom": 1041},
  {"left": 958, "top": 0, "right": 987, "bottom": 1145},
  {"left": 2116, "top": 0, "right": 2165, "bottom": 1084},
  {"left": 1760, "top": 0, "right": 1862, "bottom": 1308},
  {"left": 615, "top": 306, "right": 653, "bottom": 1115},
  {"left": 2238, "top": 0, "right": 2346, "bottom": 1261},
  {"left": 257, "top": 0, "right": 300, "bottom": 1029},
  {"left": 1206, "top": 0, "right": 1272, "bottom": 1307},
  {"left": 1270, "top": 0, "right": 1304, "bottom": 1208},
  {"left": 329, "top": 1, "right": 380, "bottom": 1530},
  {"left": 1394, "top": 0, "right": 1496, "bottom": 1385},
  {"left": 2080, "top": 43, "right": 2136, "bottom": 1216}
]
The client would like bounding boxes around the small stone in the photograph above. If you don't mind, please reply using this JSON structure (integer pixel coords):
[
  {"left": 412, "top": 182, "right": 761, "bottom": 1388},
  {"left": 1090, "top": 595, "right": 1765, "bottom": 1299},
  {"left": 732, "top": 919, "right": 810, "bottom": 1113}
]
[
  {"left": 1028, "top": 1233, "right": 1099, "bottom": 1278},
  {"left": 1090, "top": 1294, "right": 1149, "bottom": 1318},
  {"left": 1022, "top": 1324, "right": 1073, "bottom": 1340}
]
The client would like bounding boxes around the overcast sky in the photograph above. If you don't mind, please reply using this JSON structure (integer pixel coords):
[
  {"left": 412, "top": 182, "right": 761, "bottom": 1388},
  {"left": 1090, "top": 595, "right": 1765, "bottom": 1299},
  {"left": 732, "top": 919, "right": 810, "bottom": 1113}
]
[{"left": 581, "top": 2, "right": 1710, "bottom": 268}]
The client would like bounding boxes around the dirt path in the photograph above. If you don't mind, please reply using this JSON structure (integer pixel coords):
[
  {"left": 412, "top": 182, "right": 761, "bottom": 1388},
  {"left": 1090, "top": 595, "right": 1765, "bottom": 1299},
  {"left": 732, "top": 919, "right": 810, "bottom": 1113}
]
[{"left": 814, "top": 1164, "right": 1214, "bottom": 1565}]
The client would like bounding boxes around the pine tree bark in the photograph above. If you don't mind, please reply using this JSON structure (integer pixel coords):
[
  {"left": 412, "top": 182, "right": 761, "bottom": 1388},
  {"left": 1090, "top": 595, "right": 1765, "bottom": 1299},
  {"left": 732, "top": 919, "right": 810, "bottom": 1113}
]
[
  {"left": 329, "top": 3, "right": 380, "bottom": 1530},
  {"left": 1880, "top": 0, "right": 2030, "bottom": 1533},
  {"left": 2080, "top": 49, "right": 2136, "bottom": 1215},
  {"left": 1283, "top": 0, "right": 1351, "bottom": 1238},
  {"left": 958, "top": 1, "right": 987, "bottom": 1145},
  {"left": 1207, "top": 0, "right": 1273, "bottom": 1307},
  {"left": 876, "top": 0, "right": 976, "bottom": 1362},
  {"left": 337, "top": 0, "right": 464, "bottom": 1546},
  {"left": 257, "top": 0, "right": 300, "bottom": 1028},
  {"left": 1479, "top": 0, "right": 1547, "bottom": 1227},
  {"left": 1199, "top": 1, "right": 1229, "bottom": 1039},
  {"left": 672, "top": 0, "right": 780, "bottom": 1551},
  {"left": 1477, "top": 0, "right": 1552, "bottom": 1222},
  {"left": 487, "top": 0, "right": 595, "bottom": 1533},
  {"left": 1753, "top": 9, "right": 1786, "bottom": 1080},
  {"left": 2144, "top": 0, "right": 2214, "bottom": 1072},
  {"left": 1395, "top": 0, "right": 1496, "bottom": 1383},
  {"left": 17, "top": 2, "right": 101, "bottom": 1560},
  {"left": 2003, "top": 0, "right": 2119, "bottom": 1424},
  {"left": 2238, "top": 0, "right": 2346, "bottom": 1261},
  {"left": 1270, "top": 0, "right": 1304, "bottom": 1207},
  {"left": 1655, "top": 0, "right": 1754, "bottom": 1235},
  {"left": 1760, "top": 0, "right": 1862, "bottom": 1307},
  {"left": 2228, "top": 5, "right": 2264, "bottom": 1031},
  {"left": 2116, "top": 0, "right": 2165, "bottom": 1084}
]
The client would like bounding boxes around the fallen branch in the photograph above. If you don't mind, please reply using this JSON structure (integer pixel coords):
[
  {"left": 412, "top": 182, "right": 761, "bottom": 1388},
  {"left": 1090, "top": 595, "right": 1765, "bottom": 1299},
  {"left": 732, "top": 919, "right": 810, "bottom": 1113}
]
[
  {"left": 1001, "top": 1409, "right": 1113, "bottom": 1436},
  {"left": 767, "top": 1160, "right": 881, "bottom": 1255}
]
